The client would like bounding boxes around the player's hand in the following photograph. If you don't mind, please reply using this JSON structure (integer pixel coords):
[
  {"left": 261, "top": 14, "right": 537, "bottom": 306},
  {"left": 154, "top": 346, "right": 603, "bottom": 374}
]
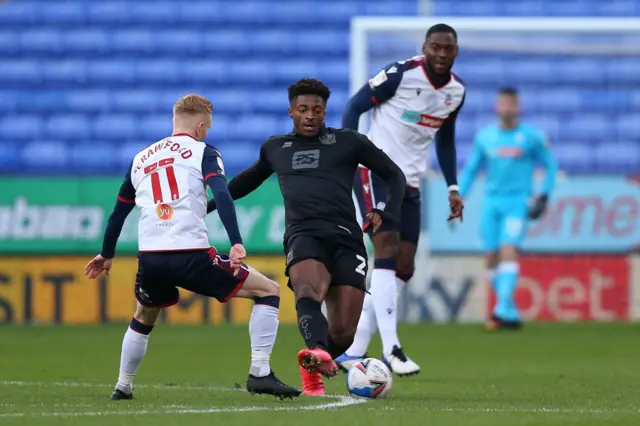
[
  {"left": 84, "top": 254, "right": 113, "bottom": 279},
  {"left": 365, "top": 208, "right": 393, "bottom": 234},
  {"left": 448, "top": 191, "right": 464, "bottom": 222},
  {"left": 229, "top": 243, "right": 246, "bottom": 274},
  {"left": 528, "top": 195, "right": 548, "bottom": 220}
]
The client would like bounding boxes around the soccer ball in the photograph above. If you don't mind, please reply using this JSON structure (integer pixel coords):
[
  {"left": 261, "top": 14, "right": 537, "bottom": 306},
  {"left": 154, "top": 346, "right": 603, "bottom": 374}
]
[{"left": 346, "top": 358, "right": 393, "bottom": 398}]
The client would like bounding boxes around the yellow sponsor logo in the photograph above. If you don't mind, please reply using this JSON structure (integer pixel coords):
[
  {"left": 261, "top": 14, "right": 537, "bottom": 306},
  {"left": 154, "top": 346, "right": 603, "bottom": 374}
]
[{"left": 0, "top": 256, "right": 295, "bottom": 325}]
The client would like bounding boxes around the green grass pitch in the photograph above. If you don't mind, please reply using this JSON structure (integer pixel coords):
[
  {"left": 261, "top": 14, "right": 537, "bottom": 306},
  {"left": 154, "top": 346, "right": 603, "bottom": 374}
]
[{"left": 0, "top": 323, "right": 638, "bottom": 426}]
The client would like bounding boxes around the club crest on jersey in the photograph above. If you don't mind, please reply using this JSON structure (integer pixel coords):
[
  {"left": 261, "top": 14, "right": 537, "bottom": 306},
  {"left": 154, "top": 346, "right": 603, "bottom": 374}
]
[
  {"left": 319, "top": 133, "right": 336, "bottom": 145},
  {"left": 156, "top": 203, "right": 174, "bottom": 221},
  {"left": 444, "top": 93, "right": 453, "bottom": 106}
]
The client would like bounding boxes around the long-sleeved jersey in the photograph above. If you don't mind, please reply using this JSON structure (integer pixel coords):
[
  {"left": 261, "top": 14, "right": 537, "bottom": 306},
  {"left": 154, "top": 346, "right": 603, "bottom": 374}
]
[
  {"left": 100, "top": 134, "right": 242, "bottom": 257},
  {"left": 342, "top": 55, "right": 466, "bottom": 188},
  {"left": 459, "top": 123, "right": 558, "bottom": 198}
]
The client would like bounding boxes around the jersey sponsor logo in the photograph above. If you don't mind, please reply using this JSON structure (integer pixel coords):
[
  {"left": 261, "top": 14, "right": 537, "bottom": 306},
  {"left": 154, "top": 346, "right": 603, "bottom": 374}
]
[
  {"left": 369, "top": 69, "right": 388, "bottom": 89},
  {"left": 497, "top": 147, "right": 524, "bottom": 158},
  {"left": 156, "top": 203, "right": 174, "bottom": 221},
  {"left": 292, "top": 149, "right": 320, "bottom": 170},
  {"left": 400, "top": 110, "right": 444, "bottom": 129}
]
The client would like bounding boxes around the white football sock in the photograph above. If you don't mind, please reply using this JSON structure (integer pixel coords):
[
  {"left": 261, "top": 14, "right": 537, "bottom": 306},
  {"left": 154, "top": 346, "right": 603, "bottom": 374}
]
[
  {"left": 249, "top": 304, "right": 278, "bottom": 377},
  {"left": 116, "top": 327, "right": 149, "bottom": 393},
  {"left": 396, "top": 277, "right": 405, "bottom": 296},
  {"left": 345, "top": 292, "right": 376, "bottom": 357},
  {"left": 371, "top": 269, "right": 400, "bottom": 357}
]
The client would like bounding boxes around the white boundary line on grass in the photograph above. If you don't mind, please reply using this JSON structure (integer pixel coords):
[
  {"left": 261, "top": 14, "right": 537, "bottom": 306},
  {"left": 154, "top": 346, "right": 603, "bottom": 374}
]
[{"left": 0, "top": 380, "right": 367, "bottom": 418}]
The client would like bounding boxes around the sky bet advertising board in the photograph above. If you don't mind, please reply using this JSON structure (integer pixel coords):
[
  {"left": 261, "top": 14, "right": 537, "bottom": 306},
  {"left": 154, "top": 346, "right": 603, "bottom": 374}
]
[{"left": 426, "top": 175, "right": 640, "bottom": 253}]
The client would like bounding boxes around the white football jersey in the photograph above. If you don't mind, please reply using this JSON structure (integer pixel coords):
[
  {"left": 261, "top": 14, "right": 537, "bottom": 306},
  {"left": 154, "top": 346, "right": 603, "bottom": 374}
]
[
  {"left": 129, "top": 135, "right": 218, "bottom": 251},
  {"left": 365, "top": 56, "right": 466, "bottom": 187}
]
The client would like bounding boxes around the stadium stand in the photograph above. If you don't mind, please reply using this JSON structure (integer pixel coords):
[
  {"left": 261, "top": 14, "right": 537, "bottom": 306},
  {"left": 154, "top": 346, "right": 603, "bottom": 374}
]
[{"left": 0, "top": 0, "right": 638, "bottom": 175}]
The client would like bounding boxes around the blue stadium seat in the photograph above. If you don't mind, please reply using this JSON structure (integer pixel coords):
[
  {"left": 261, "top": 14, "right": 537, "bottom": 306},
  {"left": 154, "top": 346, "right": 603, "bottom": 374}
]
[
  {"left": 138, "top": 115, "right": 172, "bottom": 141},
  {"left": 0, "top": 143, "right": 23, "bottom": 173},
  {"left": 34, "top": 2, "right": 87, "bottom": 25},
  {"left": 112, "top": 91, "right": 161, "bottom": 113},
  {"left": 20, "top": 29, "right": 63, "bottom": 56},
  {"left": 69, "top": 143, "right": 118, "bottom": 173},
  {"left": 86, "top": 61, "right": 134, "bottom": 85},
  {"left": 41, "top": 60, "right": 87, "bottom": 85},
  {"left": 0, "top": 116, "right": 43, "bottom": 140},
  {"left": 616, "top": 114, "right": 640, "bottom": 140},
  {"left": 63, "top": 30, "right": 111, "bottom": 56},
  {"left": 553, "top": 142, "right": 593, "bottom": 173},
  {"left": 0, "top": 61, "right": 42, "bottom": 88},
  {"left": 65, "top": 91, "right": 112, "bottom": 114},
  {"left": 560, "top": 115, "right": 610, "bottom": 142},
  {"left": 0, "top": 31, "right": 21, "bottom": 56},
  {"left": 216, "top": 142, "right": 260, "bottom": 173},
  {"left": 93, "top": 115, "right": 138, "bottom": 140},
  {"left": 45, "top": 115, "right": 91, "bottom": 140},
  {"left": 594, "top": 142, "right": 640, "bottom": 172},
  {"left": 0, "top": 1, "right": 40, "bottom": 26},
  {"left": 21, "top": 141, "right": 70, "bottom": 173}
]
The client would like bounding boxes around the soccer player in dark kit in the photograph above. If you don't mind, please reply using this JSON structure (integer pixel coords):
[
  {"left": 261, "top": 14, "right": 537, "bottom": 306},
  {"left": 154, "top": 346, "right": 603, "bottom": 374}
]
[{"left": 207, "top": 78, "right": 406, "bottom": 395}]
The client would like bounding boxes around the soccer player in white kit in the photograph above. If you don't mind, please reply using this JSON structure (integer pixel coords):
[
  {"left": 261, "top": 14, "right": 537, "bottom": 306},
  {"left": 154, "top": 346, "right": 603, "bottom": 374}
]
[
  {"left": 336, "top": 24, "right": 466, "bottom": 376},
  {"left": 84, "top": 94, "right": 300, "bottom": 400}
]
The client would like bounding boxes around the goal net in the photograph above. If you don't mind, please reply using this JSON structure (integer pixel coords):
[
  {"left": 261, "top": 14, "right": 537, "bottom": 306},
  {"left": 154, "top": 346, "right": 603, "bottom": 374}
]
[{"left": 350, "top": 17, "right": 640, "bottom": 324}]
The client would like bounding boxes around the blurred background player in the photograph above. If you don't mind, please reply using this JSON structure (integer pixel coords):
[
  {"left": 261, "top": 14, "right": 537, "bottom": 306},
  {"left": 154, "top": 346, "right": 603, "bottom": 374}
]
[
  {"left": 336, "top": 23, "right": 465, "bottom": 376},
  {"left": 459, "top": 87, "right": 558, "bottom": 330},
  {"left": 84, "top": 94, "right": 300, "bottom": 400},
  {"left": 206, "top": 79, "right": 406, "bottom": 395}
]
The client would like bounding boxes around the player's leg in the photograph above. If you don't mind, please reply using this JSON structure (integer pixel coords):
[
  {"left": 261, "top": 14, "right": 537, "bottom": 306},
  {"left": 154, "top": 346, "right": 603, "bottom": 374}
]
[
  {"left": 111, "top": 253, "right": 178, "bottom": 400},
  {"left": 182, "top": 250, "right": 300, "bottom": 398},
  {"left": 383, "top": 187, "right": 421, "bottom": 376},
  {"left": 480, "top": 198, "right": 503, "bottom": 329},
  {"left": 493, "top": 197, "right": 529, "bottom": 328},
  {"left": 347, "top": 169, "right": 400, "bottom": 360},
  {"left": 337, "top": 169, "right": 380, "bottom": 368},
  {"left": 327, "top": 243, "right": 367, "bottom": 365}
]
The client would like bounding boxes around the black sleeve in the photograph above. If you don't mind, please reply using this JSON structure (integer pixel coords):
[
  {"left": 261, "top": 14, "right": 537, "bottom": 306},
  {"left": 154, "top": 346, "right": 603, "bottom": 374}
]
[
  {"left": 435, "top": 93, "right": 465, "bottom": 187},
  {"left": 342, "top": 62, "right": 404, "bottom": 130},
  {"left": 100, "top": 165, "right": 136, "bottom": 258},
  {"left": 202, "top": 146, "right": 243, "bottom": 245},
  {"left": 354, "top": 133, "right": 406, "bottom": 221},
  {"left": 206, "top": 143, "right": 274, "bottom": 214}
]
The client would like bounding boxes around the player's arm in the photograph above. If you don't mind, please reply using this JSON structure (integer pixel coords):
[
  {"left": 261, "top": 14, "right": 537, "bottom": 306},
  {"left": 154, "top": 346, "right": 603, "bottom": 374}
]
[
  {"left": 436, "top": 95, "right": 466, "bottom": 220},
  {"left": 529, "top": 131, "right": 559, "bottom": 219},
  {"left": 100, "top": 165, "right": 137, "bottom": 259},
  {"left": 458, "top": 131, "right": 486, "bottom": 199},
  {"left": 354, "top": 132, "right": 406, "bottom": 224},
  {"left": 341, "top": 63, "right": 403, "bottom": 129},
  {"left": 435, "top": 94, "right": 465, "bottom": 192},
  {"left": 202, "top": 146, "right": 243, "bottom": 246},
  {"left": 206, "top": 143, "right": 274, "bottom": 213}
]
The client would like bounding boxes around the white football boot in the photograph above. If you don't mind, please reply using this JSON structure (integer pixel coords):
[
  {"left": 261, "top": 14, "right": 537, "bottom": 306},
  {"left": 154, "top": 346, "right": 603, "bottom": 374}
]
[{"left": 383, "top": 346, "right": 421, "bottom": 377}]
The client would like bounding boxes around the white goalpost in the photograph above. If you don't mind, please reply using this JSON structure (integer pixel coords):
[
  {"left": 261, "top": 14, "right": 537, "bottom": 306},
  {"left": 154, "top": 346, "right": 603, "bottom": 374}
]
[{"left": 349, "top": 17, "right": 640, "bottom": 323}]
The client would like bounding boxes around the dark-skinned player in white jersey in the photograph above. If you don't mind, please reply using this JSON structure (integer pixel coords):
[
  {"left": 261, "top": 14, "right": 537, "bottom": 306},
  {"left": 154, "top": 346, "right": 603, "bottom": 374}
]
[{"left": 337, "top": 23, "right": 465, "bottom": 376}]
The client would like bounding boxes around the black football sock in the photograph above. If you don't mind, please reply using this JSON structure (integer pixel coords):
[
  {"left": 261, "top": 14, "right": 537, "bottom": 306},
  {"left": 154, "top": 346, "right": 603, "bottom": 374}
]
[
  {"left": 327, "top": 336, "right": 351, "bottom": 360},
  {"left": 296, "top": 298, "right": 329, "bottom": 350}
]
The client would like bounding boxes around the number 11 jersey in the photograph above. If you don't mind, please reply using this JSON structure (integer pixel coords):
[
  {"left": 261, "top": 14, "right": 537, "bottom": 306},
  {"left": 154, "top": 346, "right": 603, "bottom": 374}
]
[{"left": 122, "top": 134, "right": 226, "bottom": 252}]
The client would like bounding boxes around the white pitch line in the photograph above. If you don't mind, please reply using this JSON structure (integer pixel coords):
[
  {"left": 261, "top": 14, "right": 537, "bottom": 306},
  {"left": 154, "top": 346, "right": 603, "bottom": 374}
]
[{"left": 0, "top": 380, "right": 367, "bottom": 418}]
